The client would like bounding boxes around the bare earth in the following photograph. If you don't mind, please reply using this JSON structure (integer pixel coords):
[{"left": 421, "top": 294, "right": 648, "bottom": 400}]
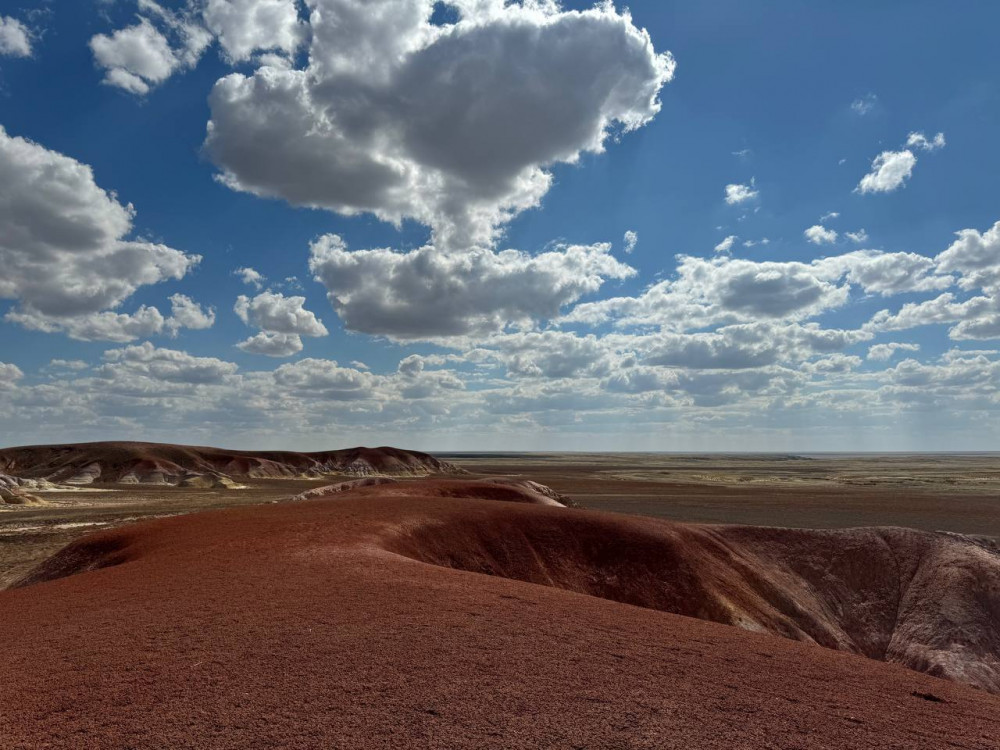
[
  {"left": 4, "top": 452, "right": 1000, "bottom": 590},
  {"left": 2, "top": 479, "right": 999, "bottom": 749}
]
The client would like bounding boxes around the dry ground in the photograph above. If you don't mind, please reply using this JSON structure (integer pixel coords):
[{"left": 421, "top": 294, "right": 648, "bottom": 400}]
[{"left": 3, "top": 453, "right": 999, "bottom": 588}]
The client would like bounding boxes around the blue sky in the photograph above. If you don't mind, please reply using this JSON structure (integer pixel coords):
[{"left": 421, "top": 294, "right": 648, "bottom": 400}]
[{"left": 0, "top": 0, "right": 998, "bottom": 451}]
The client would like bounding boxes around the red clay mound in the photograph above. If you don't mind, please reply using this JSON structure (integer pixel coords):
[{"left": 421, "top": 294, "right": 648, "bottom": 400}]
[
  {"left": 2, "top": 481, "right": 999, "bottom": 749},
  {"left": 0, "top": 441, "right": 463, "bottom": 485}
]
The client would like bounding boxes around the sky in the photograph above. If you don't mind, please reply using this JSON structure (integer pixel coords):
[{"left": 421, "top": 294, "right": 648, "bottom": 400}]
[{"left": 0, "top": 0, "right": 999, "bottom": 452}]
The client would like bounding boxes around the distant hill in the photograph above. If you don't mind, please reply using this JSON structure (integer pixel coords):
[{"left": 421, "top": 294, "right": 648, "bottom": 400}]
[{"left": 0, "top": 441, "right": 463, "bottom": 486}]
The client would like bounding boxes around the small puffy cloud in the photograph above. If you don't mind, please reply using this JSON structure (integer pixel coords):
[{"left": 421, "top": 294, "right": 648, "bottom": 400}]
[
  {"left": 816, "top": 250, "right": 951, "bottom": 296},
  {"left": 714, "top": 235, "right": 737, "bottom": 254},
  {"left": 309, "top": 234, "right": 635, "bottom": 340},
  {"left": 906, "top": 131, "right": 946, "bottom": 152},
  {"left": 0, "top": 362, "right": 24, "bottom": 388},
  {"left": 234, "top": 290, "right": 328, "bottom": 356},
  {"left": 935, "top": 220, "right": 1000, "bottom": 293},
  {"left": 868, "top": 342, "right": 920, "bottom": 361},
  {"left": 804, "top": 225, "right": 838, "bottom": 245},
  {"left": 565, "top": 255, "right": 851, "bottom": 331},
  {"left": 0, "top": 126, "right": 199, "bottom": 332},
  {"left": 92, "top": 1, "right": 305, "bottom": 94},
  {"left": 623, "top": 230, "right": 638, "bottom": 254},
  {"left": 236, "top": 331, "right": 303, "bottom": 357},
  {"left": 804, "top": 354, "right": 861, "bottom": 375},
  {"left": 866, "top": 293, "right": 998, "bottom": 342},
  {"left": 0, "top": 15, "right": 32, "bottom": 58},
  {"left": 167, "top": 294, "right": 216, "bottom": 334},
  {"left": 856, "top": 149, "right": 916, "bottom": 194},
  {"left": 46, "top": 359, "right": 89, "bottom": 372},
  {"left": 90, "top": 18, "right": 184, "bottom": 95},
  {"left": 489, "top": 331, "right": 618, "bottom": 379},
  {"left": 856, "top": 131, "right": 944, "bottom": 195},
  {"left": 846, "top": 229, "right": 869, "bottom": 244},
  {"left": 234, "top": 291, "right": 328, "bottom": 337},
  {"left": 234, "top": 266, "right": 265, "bottom": 289},
  {"left": 821, "top": 211, "right": 839, "bottom": 222},
  {"left": 5, "top": 306, "right": 166, "bottom": 342},
  {"left": 850, "top": 93, "right": 877, "bottom": 115},
  {"left": 273, "top": 358, "right": 378, "bottom": 400},
  {"left": 724, "top": 178, "right": 757, "bottom": 205},
  {"left": 202, "top": 0, "right": 304, "bottom": 62},
  {"left": 100, "top": 342, "right": 238, "bottom": 384},
  {"left": 7, "top": 298, "right": 215, "bottom": 343}
]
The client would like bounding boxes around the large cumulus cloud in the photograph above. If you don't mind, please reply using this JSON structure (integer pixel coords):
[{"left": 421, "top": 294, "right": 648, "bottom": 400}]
[
  {"left": 308, "top": 234, "right": 635, "bottom": 339},
  {"left": 0, "top": 126, "right": 205, "bottom": 340},
  {"left": 205, "top": 0, "right": 674, "bottom": 249}
]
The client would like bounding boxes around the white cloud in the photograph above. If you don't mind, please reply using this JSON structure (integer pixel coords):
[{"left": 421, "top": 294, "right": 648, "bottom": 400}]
[
  {"left": 714, "top": 235, "right": 737, "bottom": 254},
  {"left": 273, "top": 358, "right": 378, "bottom": 400},
  {"left": 564, "top": 254, "right": 851, "bottom": 330},
  {"left": 623, "top": 230, "right": 638, "bottom": 254},
  {"left": 167, "top": 294, "right": 216, "bottom": 334},
  {"left": 6, "top": 298, "right": 215, "bottom": 343},
  {"left": 867, "top": 342, "right": 920, "bottom": 361},
  {"left": 234, "top": 266, "right": 265, "bottom": 289},
  {"left": 203, "top": 0, "right": 304, "bottom": 62},
  {"left": 565, "top": 249, "right": 955, "bottom": 333},
  {"left": 856, "top": 149, "right": 916, "bottom": 194},
  {"left": 236, "top": 331, "right": 304, "bottom": 357},
  {"left": 99, "top": 341, "right": 238, "bottom": 384},
  {"left": 205, "top": 2, "right": 675, "bottom": 251},
  {"left": 935, "top": 220, "right": 1000, "bottom": 293},
  {"left": 46, "top": 359, "right": 89, "bottom": 372},
  {"left": 804, "top": 225, "right": 838, "bottom": 245},
  {"left": 0, "top": 362, "right": 24, "bottom": 388},
  {"left": 724, "top": 178, "right": 757, "bottom": 205},
  {"left": 0, "top": 126, "right": 200, "bottom": 338},
  {"left": 309, "top": 234, "right": 635, "bottom": 340},
  {"left": 234, "top": 291, "right": 328, "bottom": 336},
  {"left": 856, "top": 131, "right": 945, "bottom": 195},
  {"left": 866, "top": 293, "right": 996, "bottom": 338},
  {"left": 6, "top": 306, "right": 167, "bottom": 342},
  {"left": 90, "top": 18, "right": 184, "bottom": 95},
  {"left": 906, "top": 131, "right": 946, "bottom": 152},
  {"left": 234, "top": 290, "right": 328, "bottom": 356},
  {"left": 91, "top": 1, "right": 302, "bottom": 94},
  {"left": 0, "top": 16, "right": 32, "bottom": 58},
  {"left": 846, "top": 229, "right": 868, "bottom": 243},
  {"left": 850, "top": 93, "right": 877, "bottom": 115},
  {"left": 815, "top": 250, "right": 951, "bottom": 296},
  {"left": 820, "top": 211, "right": 839, "bottom": 222}
]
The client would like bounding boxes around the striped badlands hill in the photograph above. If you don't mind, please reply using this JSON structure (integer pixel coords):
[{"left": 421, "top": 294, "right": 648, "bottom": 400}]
[
  {"left": 0, "top": 441, "right": 463, "bottom": 485},
  {"left": 2, "top": 480, "right": 999, "bottom": 749}
]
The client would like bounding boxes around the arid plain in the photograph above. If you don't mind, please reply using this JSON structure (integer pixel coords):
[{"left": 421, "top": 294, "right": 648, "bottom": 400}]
[{"left": 4, "top": 451, "right": 1000, "bottom": 590}]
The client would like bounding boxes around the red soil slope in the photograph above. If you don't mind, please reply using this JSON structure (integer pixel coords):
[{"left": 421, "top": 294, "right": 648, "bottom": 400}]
[
  {"left": 2, "top": 480, "right": 999, "bottom": 749},
  {"left": 0, "top": 441, "right": 461, "bottom": 484}
]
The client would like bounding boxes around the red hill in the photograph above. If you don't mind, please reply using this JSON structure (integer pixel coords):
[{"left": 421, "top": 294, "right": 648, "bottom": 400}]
[{"left": 2, "top": 479, "right": 998, "bottom": 748}]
